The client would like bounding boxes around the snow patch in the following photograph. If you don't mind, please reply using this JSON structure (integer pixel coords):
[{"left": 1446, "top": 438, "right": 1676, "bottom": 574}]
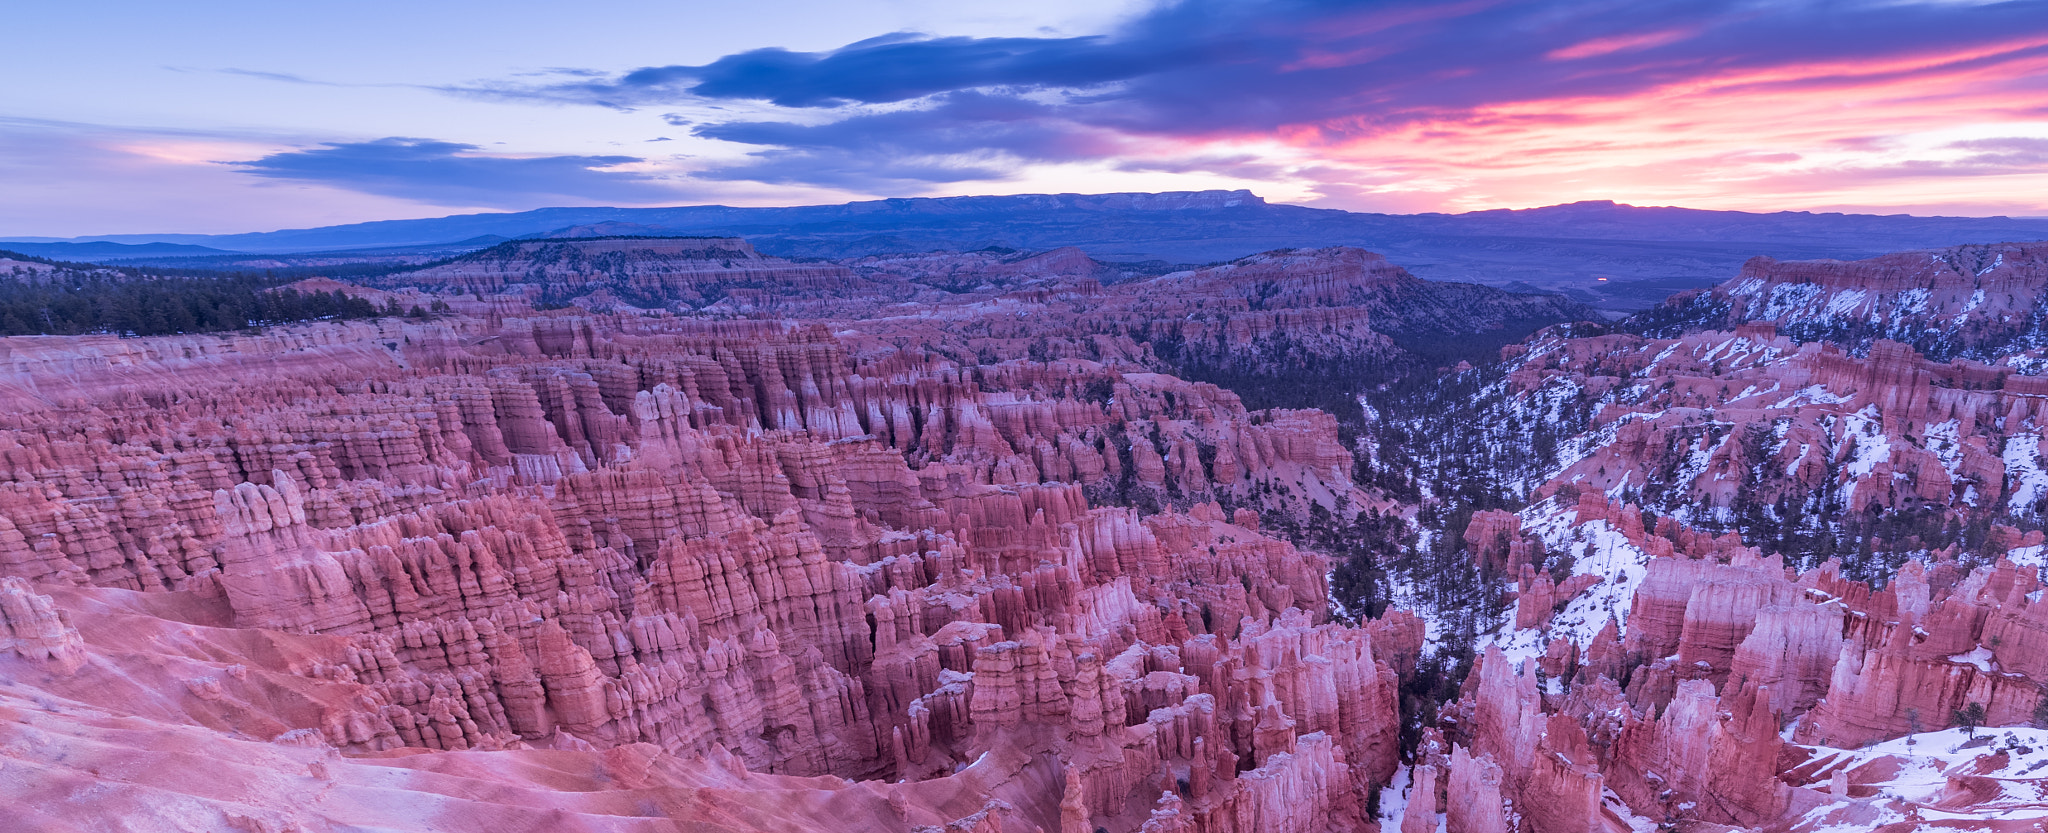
[
  {"left": 1477, "top": 501, "right": 1655, "bottom": 657},
  {"left": 1890, "top": 288, "right": 1932, "bottom": 317},
  {"left": 1788, "top": 728, "right": 2048, "bottom": 832},
  {"left": 1758, "top": 283, "right": 1824, "bottom": 319},
  {"left": 1840, "top": 407, "right": 1891, "bottom": 504},
  {"left": 1376, "top": 762, "right": 1416, "bottom": 829},
  {"left": 1925, "top": 419, "right": 1963, "bottom": 482},
  {"left": 1822, "top": 288, "right": 1868, "bottom": 317},
  {"left": 1948, "top": 647, "right": 1994, "bottom": 672},
  {"left": 2004, "top": 434, "right": 2048, "bottom": 516},
  {"left": 1770, "top": 384, "right": 1850, "bottom": 409}
]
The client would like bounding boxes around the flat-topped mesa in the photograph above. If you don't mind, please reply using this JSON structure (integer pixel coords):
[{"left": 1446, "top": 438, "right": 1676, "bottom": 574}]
[
  {"left": 385, "top": 236, "right": 882, "bottom": 309},
  {"left": 877, "top": 188, "right": 1265, "bottom": 213}
]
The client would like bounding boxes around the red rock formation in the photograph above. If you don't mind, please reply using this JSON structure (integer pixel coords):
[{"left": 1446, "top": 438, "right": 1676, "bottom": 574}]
[
  {"left": 1448, "top": 484, "right": 2048, "bottom": 831},
  {"left": 1398, "top": 761, "right": 1440, "bottom": 833},
  {"left": 389, "top": 237, "right": 887, "bottom": 312},
  {"left": 1704, "top": 243, "right": 2048, "bottom": 362},
  {"left": 0, "top": 576, "right": 83, "bottom": 670},
  {"left": 38, "top": 233, "right": 2048, "bottom": 833},
  {"left": 1419, "top": 244, "right": 2048, "bottom": 833},
  {"left": 0, "top": 302, "right": 1418, "bottom": 833},
  {"left": 1505, "top": 322, "right": 2048, "bottom": 530},
  {"left": 1445, "top": 744, "right": 1508, "bottom": 833}
]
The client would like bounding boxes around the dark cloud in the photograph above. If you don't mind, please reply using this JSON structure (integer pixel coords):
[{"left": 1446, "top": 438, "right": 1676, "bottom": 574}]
[
  {"left": 689, "top": 92, "right": 1126, "bottom": 188},
  {"left": 500, "top": 1, "right": 2048, "bottom": 127},
  {"left": 230, "top": 138, "right": 677, "bottom": 205},
  {"left": 460, "top": 0, "right": 2048, "bottom": 191},
  {"left": 504, "top": 31, "right": 1179, "bottom": 109}
]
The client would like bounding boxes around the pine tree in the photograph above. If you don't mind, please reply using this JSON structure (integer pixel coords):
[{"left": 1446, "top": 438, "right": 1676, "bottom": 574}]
[{"left": 1953, "top": 702, "right": 1987, "bottom": 739}]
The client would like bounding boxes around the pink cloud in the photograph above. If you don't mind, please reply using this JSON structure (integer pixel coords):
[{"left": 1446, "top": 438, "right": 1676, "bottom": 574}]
[{"left": 1546, "top": 27, "right": 1699, "bottom": 61}]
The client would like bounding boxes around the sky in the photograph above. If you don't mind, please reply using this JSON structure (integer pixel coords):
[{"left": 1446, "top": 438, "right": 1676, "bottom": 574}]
[{"left": 5, "top": 0, "right": 2048, "bottom": 237}]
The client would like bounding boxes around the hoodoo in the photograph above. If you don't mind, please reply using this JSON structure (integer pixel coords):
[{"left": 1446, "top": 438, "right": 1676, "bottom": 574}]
[{"left": 15, "top": 233, "right": 2048, "bottom": 831}]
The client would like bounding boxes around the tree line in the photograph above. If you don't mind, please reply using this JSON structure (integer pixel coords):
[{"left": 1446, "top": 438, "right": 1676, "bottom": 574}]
[{"left": 0, "top": 252, "right": 396, "bottom": 336}]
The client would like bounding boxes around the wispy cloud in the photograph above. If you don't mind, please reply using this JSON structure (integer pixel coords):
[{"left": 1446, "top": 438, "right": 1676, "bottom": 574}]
[
  {"left": 229, "top": 138, "right": 681, "bottom": 205},
  {"left": 1948, "top": 136, "right": 2048, "bottom": 168},
  {"left": 167, "top": 66, "right": 414, "bottom": 89},
  {"left": 216, "top": 68, "right": 332, "bottom": 85},
  {"left": 0, "top": 118, "right": 461, "bottom": 236}
]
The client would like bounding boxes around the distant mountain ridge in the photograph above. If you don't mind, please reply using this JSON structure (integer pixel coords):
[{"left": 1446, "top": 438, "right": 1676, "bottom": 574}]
[
  {"left": 12, "top": 191, "right": 2048, "bottom": 312},
  {"left": 0, "top": 241, "right": 241, "bottom": 259},
  {"left": 11, "top": 191, "right": 1276, "bottom": 254}
]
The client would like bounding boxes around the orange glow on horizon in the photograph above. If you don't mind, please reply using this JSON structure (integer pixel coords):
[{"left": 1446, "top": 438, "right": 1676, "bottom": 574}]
[{"left": 1219, "top": 34, "right": 2048, "bottom": 215}]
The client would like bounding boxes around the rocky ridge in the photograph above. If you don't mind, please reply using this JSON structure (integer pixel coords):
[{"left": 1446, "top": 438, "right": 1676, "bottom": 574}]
[
  {"left": 1647, "top": 242, "right": 2048, "bottom": 364},
  {"left": 386, "top": 237, "right": 892, "bottom": 312}
]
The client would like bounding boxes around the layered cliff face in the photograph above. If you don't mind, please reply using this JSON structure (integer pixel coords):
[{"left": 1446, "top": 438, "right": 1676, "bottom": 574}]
[
  {"left": 841, "top": 246, "right": 1174, "bottom": 293},
  {"left": 384, "top": 237, "right": 892, "bottom": 312},
  {"left": 0, "top": 306, "right": 1416, "bottom": 833},
  {"left": 1142, "top": 248, "right": 1590, "bottom": 347},
  {"left": 1059, "top": 247, "right": 1590, "bottom": 377},
  {"left": 1648, "top": 242, "right": 2048, "bottom": 364}
]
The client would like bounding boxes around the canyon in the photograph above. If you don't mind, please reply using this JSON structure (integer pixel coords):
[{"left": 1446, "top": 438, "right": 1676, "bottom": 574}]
[{"left": 6, "top": 236, "right": 2048, "bottom": 832}]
